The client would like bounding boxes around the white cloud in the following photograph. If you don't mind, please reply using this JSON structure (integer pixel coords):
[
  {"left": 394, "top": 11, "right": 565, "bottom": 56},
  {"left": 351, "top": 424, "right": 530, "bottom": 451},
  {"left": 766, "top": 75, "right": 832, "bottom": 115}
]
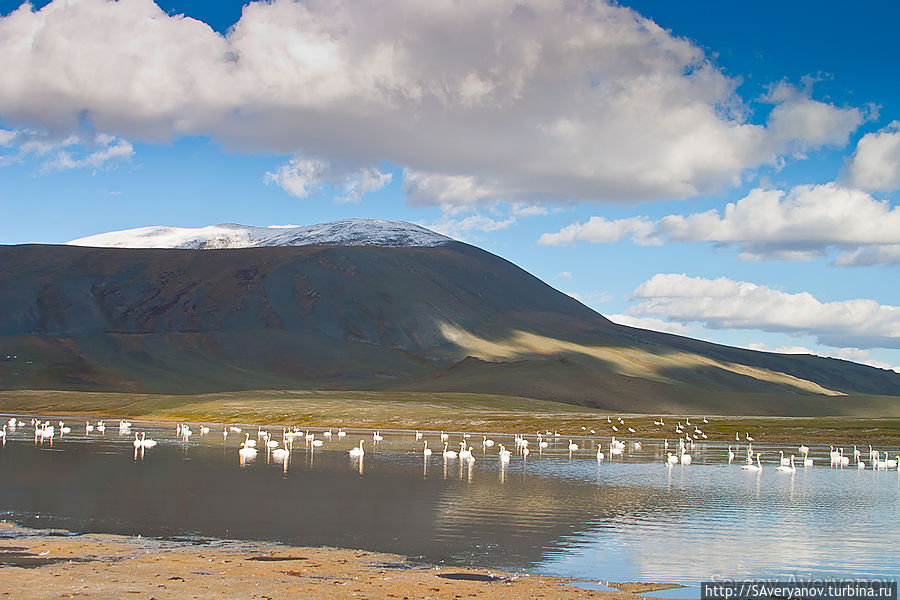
[
  {"left": 41, "top": 134, "right": 133, "bottom": 172},
  {"left": 763, "top": 82, "right": 866, "bottom": 156},
  {"left": 628, "top": 273, "right": 900, "bottom": 349},
  {"left": 510, "top": 203, "right": 548, "bottom": 217},
  {"left": 607, "top": 314, "right": 693, "bottom": 336},
  {"left": 848, "top": 121, "right": 900, "bottom": 191},
  {"left": 538, "top": 182, "right": 900, "bottom": 265},
  {"left": 336, "top": 168, "right": 393, "bottom": 204},
  {"left": 0, "top": 129, "right": 16, "bottom": 146},
  {"left": 0, "top": 0, "right": 865, "bottom": 206},
  {"left": 747, "top": 342, "right": 899, "bottom": 373},
  {"left": 537, "top": 216, "right": 657, "bottom": 246},
  {"left": 833, "top": 244, "right": 900, "bottom": 267},
  {"left": 264, "top": 156, "right": 391, "bottom": 202},
  {"left": 425, "top": 214, "right": 516, "bottom": 240},
  {"left": 264, "top": 157, "right": 327, "bottom": 198},
  {"left": 555, "top": 271, "right": 572, "bottom": 279},
  {"left": 0, "top": 128, "right": 132, "bottom": 171}
]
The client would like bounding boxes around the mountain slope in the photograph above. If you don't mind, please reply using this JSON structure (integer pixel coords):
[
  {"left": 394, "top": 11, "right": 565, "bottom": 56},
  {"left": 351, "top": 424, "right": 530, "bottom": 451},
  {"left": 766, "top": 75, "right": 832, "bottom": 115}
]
[
  {"left": 2, "top": 231, "right": 899, "bottom": 415},
  {"left": 66, "top": 219, "right": 451, "bottom": 250}
]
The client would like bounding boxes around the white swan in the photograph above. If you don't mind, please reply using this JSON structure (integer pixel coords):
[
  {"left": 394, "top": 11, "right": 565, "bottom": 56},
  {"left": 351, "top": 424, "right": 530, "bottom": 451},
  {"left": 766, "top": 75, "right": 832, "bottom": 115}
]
[
  {"left": 728, "top": 446, "right": 735, "bottom": 463},
  {"left": 323, "top": 428, "right": 333, "bottom": 438},
  {"left": 680, "top": 450, "right": 692, "bottom": 465},
  {"left": 498, "top": 444, "right": 511, "bottom": 462},
  {"left": 242, "top": 434, "right": 257, "bottom": 448},
  {"left": 459, "top": 443, "right": 473, "bottom": 461},
  {"left": 776, "top": 455, "right": 796, "bottom": 473},
  {"left": 596, "top": 443, "right": 604, "bottom": 461},
  {"left": 139, "top": 432, "right": 157, "bottom": 448},
  {"left": 742, "top": 453, "right": 762, "bottom": 472},
  {"left": 423, "top": 441, "right": 432, "bottom": 456},
  {"left": 338, "top": 429, "right": 347, "bottom": 438},
  {"left": 666, "top": 452, "right": 679, "bottom": 465},
  {"left": 85, "top": 422, "right": 94, "bottom": 433},
  {"left": 373, "top": 431, "right": 383, "bottom": 442},
  {"left": 238, "top": 442, "right": 258, "bottom": 461},
  {"left": 442, "top": 442, "right": 457, "bottom": 459},
  {"left": 482, "top": 436, "right": 495, "bottom": 448},
  {"left": 568, "top": 440, "right": 579, "bottom": 451},
  {"left": 440, "top": 431, "right": 449, "bottom": 442},
  {"left": 348, "top": 440, "right": 365, "bottom": 457},
  {"left": 779, "top": 450, "right": 790, "bottom": 467},
  {"left": 839, "top": 448, "right": 850, "bottom": 467},
  {"left": 271, "top": 447, "right": 290, "bottom": 462}
]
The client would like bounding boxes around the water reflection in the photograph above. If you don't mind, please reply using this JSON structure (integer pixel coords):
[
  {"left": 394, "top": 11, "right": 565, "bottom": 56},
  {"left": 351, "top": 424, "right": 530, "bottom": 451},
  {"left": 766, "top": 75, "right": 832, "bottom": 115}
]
[{"left": 0, "top": 416, "right": 897, "bottom": 584}]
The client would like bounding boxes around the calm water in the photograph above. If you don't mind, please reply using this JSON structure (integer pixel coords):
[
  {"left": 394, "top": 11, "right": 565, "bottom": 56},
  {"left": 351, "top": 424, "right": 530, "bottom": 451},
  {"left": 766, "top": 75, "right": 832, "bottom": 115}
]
[{"left": 1, "top": 414, "right": 898, "bottom": 585}]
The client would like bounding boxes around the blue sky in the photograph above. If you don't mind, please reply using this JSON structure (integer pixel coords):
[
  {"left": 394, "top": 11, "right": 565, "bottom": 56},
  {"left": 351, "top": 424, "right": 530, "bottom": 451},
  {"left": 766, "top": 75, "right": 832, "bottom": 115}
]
[{"left": 1, "top": 0, "right": 899, "bottom": 371}]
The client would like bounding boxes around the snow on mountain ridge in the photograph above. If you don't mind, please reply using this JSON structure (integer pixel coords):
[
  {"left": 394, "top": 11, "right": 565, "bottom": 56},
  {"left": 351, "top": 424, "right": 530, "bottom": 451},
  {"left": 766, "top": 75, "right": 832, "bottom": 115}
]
[{"left": 66, "top": 219, "right": 454, "bottom": 249}]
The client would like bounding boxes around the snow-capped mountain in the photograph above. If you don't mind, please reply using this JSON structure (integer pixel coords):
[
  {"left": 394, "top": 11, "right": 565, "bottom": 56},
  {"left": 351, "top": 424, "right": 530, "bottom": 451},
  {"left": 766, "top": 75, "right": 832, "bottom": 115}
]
[{"left": 66, "top": 219, "right": 453, "bottom": 249}]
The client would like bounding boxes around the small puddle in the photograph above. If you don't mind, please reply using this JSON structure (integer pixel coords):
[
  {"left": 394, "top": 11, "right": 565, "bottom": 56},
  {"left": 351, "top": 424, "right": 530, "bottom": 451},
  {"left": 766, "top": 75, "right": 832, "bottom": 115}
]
[
  {"left": 0, "top": 548, "right": 91, "bottom": 568},
  {"left": 436, "top": 572, "right": 508, "bottom": 582},
  {"left": 567, "top": 580, "right": 622, "bottom": 592}
]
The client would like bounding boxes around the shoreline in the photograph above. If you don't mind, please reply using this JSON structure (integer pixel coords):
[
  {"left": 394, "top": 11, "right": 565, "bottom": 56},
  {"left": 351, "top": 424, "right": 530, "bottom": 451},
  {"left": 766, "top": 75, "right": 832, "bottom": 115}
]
[
  {"left": 0, "top": 521, "right": 681, "bottom": 599},
  {"left": 2, "top": 390, "right": 899, "bottom": 444}
]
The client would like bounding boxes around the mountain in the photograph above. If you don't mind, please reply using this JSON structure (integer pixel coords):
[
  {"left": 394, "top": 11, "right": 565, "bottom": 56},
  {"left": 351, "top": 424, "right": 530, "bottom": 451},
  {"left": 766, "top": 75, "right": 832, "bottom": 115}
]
[
  {"left": 67, "top": 219, "right": 452, "bottom": 250},
  {"left": 2, "top": 220, "right": 899, "bottom": 416}
]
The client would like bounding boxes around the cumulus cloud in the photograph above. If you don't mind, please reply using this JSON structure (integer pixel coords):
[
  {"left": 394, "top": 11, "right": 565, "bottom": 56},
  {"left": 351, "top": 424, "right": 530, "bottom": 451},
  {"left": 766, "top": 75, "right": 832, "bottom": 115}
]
[
  {"left": 537, "top": 216, "right": 657, "bottom": 246},
  {"left": 0, "top": 128, "right": 132, "bottom": 171},
  {"left": 848, "top": 121, "right": 900, "bottom": 191},
  {"left": 763, "top": 82, "right": 866, "bottom": 156},
  {"left": 424, "top": 214, "right": 516, "bottom": 240},
  {"left": 0, "top": 0, "right": 866, "bottom": 206},
  {"left": 832, "top": 244, "right": 900, "bottom": 267},
  {"left": 264, "top": 156, "right": 391, "bottom": 202},
  {"left": 555, "top": 271, "right": 573, "bottom": 279},
  {"left": 627, "top": 273, "right": 900, "bottom": 349},
  {"left": 539, "top": 182, "right": 900, "bottom": 265}
]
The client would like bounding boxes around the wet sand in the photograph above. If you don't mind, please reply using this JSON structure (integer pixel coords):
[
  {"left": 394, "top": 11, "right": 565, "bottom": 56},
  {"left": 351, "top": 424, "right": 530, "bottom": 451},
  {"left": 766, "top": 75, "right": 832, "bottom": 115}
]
[{"left": 0, "top": 522, "right": 680, "bottom": 599}]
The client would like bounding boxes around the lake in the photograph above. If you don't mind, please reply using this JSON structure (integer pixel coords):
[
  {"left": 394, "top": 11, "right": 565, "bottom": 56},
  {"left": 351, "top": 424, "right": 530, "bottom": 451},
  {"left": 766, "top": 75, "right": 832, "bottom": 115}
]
[{"left": 1, "top": 414, "right": 898, "bottom": 586}]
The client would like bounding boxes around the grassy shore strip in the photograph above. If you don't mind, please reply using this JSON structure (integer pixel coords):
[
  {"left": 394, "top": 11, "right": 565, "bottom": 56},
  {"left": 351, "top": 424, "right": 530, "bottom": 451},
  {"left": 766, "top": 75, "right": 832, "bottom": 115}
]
[
  {"left": 0, "top": 522, "right": 679, "bottom": 600},
  {"left": 1, "top": 389, "right": 898, "bottom": 444}
]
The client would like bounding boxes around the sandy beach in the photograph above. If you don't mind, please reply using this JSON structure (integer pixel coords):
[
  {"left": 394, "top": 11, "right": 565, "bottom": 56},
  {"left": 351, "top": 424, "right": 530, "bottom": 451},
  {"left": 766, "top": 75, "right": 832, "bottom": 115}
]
[{"left": 0, "top": 522, "right": 680, "bottom": 599}]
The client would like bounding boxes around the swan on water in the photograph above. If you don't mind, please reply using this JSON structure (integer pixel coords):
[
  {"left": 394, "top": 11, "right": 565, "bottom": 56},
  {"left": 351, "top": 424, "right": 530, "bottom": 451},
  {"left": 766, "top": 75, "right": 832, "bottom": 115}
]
[
  {"left": 776, "top": 455, "right": 796, "bottom": 473},
  {"left": 742, "top": 453, "right": 762, "bottom": 472},
  {"left": 442, "top": 442, "right": 458, "bottom": 459},
  {"left": 348, "top": 440, "right": 365, "bottom": 457}
]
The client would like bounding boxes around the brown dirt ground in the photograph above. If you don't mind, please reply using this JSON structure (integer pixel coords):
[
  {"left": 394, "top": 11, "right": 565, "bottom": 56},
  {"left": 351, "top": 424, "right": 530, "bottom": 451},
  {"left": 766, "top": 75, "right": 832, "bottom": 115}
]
[{"left": 0, "top": 523, "right": 682, "bottom": 600}]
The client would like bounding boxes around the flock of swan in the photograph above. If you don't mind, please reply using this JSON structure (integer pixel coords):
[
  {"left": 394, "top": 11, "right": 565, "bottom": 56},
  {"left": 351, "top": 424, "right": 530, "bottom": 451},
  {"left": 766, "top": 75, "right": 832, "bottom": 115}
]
[{"left": 4, "top": 414, "right": 898, "bottom": 478}]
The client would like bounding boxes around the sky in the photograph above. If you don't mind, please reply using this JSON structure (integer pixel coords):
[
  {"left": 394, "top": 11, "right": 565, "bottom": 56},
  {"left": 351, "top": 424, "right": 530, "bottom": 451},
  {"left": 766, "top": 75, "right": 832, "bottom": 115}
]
[{"left": 1, "top": 0, "right": 899, "bottom": 372}]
